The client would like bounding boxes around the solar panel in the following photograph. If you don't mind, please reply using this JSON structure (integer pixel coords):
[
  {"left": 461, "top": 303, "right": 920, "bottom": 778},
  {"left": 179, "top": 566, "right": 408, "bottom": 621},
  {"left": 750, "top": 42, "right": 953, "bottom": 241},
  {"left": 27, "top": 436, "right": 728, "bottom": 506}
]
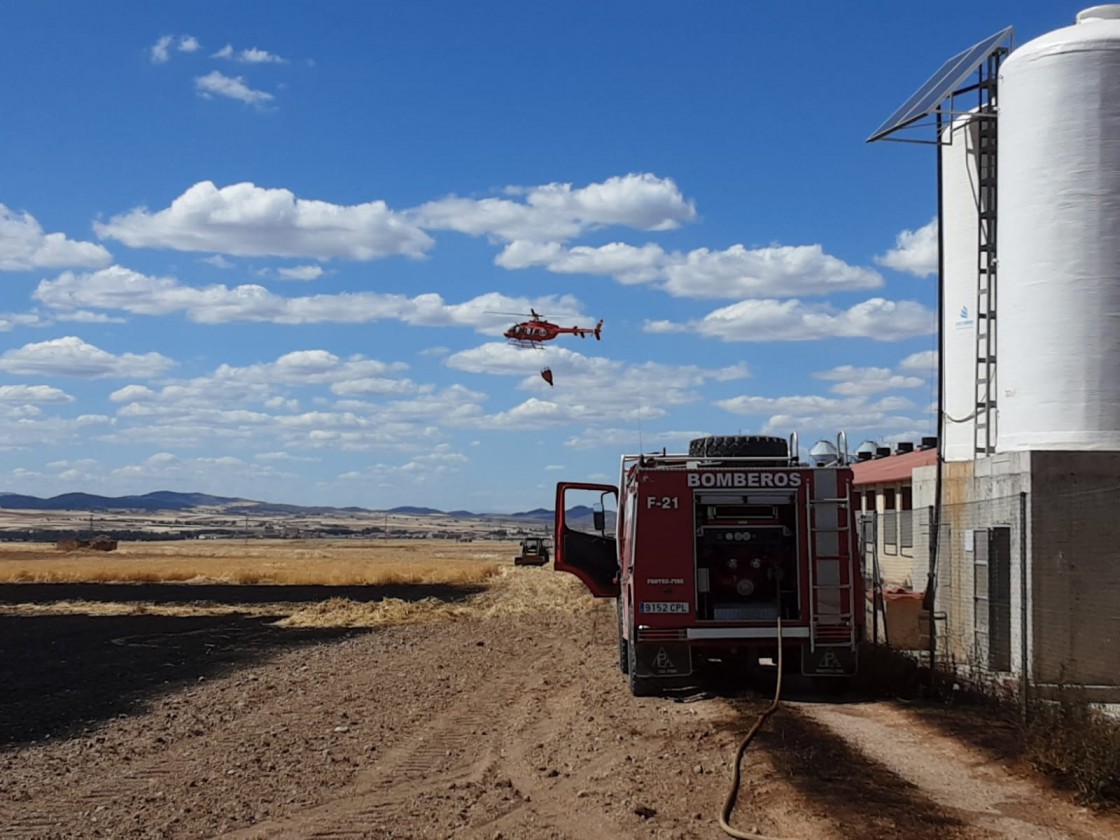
[{"left": 868, "top": 26, "right": 1013, "bottom": 143}]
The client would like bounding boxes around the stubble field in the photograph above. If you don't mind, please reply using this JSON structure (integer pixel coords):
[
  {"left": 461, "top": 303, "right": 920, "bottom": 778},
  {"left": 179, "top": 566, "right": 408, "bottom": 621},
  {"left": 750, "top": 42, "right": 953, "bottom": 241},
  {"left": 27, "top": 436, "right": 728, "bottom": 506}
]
[{"left": 1, "top": 539, "right": 1118, "bottom": 839}]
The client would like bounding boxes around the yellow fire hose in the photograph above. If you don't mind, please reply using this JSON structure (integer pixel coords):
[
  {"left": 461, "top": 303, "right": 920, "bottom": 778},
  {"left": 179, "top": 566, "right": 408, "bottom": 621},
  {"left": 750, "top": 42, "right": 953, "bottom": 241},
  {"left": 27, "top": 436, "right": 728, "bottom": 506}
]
[{"left": 718, "top": 616, "right": 789, "bottom": 840}]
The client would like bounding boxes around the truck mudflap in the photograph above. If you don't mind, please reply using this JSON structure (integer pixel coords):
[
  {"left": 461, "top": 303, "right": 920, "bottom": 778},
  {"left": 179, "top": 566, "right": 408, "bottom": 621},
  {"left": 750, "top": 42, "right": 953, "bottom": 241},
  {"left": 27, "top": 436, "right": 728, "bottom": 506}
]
[
  {"left": 802, "top": 646, "right": 858, "bottom": 676},
  {"left": 631, "top": 643, "right": 693, "bottom": 678}
]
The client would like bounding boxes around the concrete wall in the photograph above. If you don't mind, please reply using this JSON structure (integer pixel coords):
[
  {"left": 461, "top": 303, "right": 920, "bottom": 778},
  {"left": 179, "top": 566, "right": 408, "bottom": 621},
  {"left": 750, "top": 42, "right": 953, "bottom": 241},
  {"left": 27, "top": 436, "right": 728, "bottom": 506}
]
[
  {"left": 1028, "top": 451, "right": 1120, "bottom": 691},
  {"left": 913, "top": 456, "right": 1030, "bottom": 677},
  {"left": 910, "top": 451, "right": 1120, "bottom": 699}
]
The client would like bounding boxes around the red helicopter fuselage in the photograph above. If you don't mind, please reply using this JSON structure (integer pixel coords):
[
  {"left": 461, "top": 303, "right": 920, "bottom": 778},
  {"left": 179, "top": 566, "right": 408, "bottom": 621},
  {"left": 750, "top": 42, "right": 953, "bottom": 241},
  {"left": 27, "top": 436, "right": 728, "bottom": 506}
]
[{"left": 503, "top": 318, "right": 602, "bottom": 345}]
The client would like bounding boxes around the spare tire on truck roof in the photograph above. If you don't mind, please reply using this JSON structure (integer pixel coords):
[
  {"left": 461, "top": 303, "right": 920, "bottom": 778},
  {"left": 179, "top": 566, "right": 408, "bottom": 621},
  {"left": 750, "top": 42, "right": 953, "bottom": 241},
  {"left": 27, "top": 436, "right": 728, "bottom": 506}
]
[{"left": 688, "top": 435, "right": 788, "bottom": 459}]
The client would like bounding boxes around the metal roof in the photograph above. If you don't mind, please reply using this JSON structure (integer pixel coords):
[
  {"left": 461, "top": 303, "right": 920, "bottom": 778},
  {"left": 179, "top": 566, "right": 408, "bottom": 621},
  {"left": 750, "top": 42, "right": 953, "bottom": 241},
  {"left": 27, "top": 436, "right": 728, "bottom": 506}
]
[{"left": 851, "top": 447, "right": 938, "bottom": 486}]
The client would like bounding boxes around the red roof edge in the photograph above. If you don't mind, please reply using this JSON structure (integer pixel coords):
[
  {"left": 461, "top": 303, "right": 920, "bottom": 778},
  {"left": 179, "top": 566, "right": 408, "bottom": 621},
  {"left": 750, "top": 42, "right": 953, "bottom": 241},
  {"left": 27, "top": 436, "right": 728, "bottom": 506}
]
[{"left": 850, "top": 447, "right": 938, "bottom": 486}]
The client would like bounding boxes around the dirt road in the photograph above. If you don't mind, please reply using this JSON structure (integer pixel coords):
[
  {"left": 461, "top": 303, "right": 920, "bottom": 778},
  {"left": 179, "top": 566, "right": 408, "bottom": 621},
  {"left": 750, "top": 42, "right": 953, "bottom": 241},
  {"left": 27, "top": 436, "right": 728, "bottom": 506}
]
[{"left": 1, "top": 566, "right": 1118, "bottom": 839}]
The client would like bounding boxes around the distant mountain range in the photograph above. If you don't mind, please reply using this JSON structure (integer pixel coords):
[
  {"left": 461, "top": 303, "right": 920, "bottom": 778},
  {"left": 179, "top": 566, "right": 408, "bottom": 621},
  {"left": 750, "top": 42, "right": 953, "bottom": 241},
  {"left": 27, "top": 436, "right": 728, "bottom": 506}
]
[{"left": 0, "top": 491, "right": 575, "bottom": 521}]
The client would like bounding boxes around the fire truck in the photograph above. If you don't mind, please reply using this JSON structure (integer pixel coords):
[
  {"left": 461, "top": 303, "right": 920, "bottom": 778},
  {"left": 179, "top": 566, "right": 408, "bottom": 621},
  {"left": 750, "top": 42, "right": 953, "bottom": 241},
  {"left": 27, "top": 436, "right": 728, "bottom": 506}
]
[{"left": 554, "top": 434, "right": 863, "bottom": 696}]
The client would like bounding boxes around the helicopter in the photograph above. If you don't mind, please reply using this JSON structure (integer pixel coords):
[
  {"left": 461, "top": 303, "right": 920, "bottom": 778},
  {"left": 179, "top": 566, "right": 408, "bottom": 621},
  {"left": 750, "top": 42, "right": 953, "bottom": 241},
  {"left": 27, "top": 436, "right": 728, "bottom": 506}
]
[{"left": 500, "top": 309, "right": 603, "bottom": 348}]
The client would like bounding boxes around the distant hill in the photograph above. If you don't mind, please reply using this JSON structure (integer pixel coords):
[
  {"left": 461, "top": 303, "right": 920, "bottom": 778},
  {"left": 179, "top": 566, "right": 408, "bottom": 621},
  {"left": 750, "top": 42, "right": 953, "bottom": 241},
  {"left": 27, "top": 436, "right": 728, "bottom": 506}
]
[
  {"left": 0, "top": 491, "right": 607, "bottom": 522},
  {"left": 510, "top": 507, "right": 552, "bottom": 520}
]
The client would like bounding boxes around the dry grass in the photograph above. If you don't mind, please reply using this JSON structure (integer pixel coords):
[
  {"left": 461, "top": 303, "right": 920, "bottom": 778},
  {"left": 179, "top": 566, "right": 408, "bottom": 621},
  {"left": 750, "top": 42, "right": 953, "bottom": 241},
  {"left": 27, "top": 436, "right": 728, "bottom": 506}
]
[
  {"left": 0, "top": 539, "right": 503, "bottom": 586},
  {"left": 0, "top": 539, "right": 602, "bottom": 628},
  {"left": 0, "top": 600, "right": 285, "bottom": 619},
  {"left": 277, "top": 563, "right": 599, "bottom": 628},
  {"left": 1023, "top": 688, "right": 1120, "bottom": 805}
]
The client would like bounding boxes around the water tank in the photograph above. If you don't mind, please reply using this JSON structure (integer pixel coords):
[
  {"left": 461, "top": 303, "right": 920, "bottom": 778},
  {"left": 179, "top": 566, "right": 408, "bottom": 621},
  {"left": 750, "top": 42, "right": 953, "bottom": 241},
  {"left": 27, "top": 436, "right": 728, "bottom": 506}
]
[
  {"left": 854, "top": 439, "right": 880, "bottom": 460},
  {"left": 809, "top": 439, "right": 839, "bottom": 466},
  {"left": 940, "top": 111, "right": 983, "bottom": 461},
  {"left": 999, "top": 7, "right": 1120, "bottom": 451}
]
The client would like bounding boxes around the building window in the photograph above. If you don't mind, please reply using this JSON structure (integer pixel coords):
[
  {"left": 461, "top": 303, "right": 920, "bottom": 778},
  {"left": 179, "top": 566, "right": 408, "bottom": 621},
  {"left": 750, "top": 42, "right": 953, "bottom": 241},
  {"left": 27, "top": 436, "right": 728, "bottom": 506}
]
[
  {"left": 882, "top": 486, "right": 898, "bottom": 555},
  {"left": 899, "top": 486, "right": 913, "bottom": 548}
]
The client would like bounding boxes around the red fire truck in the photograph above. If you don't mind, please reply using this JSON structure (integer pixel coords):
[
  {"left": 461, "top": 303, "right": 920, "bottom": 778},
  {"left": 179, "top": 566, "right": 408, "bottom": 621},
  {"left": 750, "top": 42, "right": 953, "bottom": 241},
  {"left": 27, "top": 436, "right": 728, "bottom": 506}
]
[{"left": 554, "top": 434, "right": 863, "bottom": 696}]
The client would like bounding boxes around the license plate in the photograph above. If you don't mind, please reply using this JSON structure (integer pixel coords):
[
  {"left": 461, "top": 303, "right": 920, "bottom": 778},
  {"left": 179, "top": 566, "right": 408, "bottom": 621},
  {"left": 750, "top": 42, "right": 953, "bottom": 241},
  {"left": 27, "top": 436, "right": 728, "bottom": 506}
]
[{"left": 640, "top": 601, "right": 690, "bottom": 614}]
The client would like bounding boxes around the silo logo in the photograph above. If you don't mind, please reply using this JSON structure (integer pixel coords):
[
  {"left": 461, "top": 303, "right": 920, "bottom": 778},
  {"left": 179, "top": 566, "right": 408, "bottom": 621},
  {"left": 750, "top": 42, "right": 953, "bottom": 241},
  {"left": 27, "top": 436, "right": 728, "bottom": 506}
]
[{"left": 956, "top": 305, "right": 974, "bottom": 329}]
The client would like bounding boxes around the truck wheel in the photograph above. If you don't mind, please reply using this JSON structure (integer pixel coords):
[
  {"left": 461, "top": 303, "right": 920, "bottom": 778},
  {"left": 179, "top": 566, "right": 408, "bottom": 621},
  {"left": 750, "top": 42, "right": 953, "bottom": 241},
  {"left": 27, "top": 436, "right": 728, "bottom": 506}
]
[
  {"left": 616, "top": 598, "right": 629, "bottom": 674},
  {"left": 688, "top": 435, "right": 788, "bottom": 459},
  {"left": 627, "top": 641, "right": 658, "bottom": 697}
]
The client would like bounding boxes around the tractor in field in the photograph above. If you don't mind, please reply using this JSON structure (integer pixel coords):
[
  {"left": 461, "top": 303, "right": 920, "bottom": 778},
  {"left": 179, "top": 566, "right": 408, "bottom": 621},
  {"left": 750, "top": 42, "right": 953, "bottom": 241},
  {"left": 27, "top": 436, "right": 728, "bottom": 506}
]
[{"left": 514, "top": 536, "right": 551, "bottom": 566}]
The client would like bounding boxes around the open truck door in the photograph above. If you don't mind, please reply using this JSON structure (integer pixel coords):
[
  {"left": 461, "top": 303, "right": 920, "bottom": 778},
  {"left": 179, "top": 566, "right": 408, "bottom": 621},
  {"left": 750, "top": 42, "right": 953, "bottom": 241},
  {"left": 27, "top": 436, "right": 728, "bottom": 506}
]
[{"left": 554, "top": 482, "right": 619, "bottom": 598}]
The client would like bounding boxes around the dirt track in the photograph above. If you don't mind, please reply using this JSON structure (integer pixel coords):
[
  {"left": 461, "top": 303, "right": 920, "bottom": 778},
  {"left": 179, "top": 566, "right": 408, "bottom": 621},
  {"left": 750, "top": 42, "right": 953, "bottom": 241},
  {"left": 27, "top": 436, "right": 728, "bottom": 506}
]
[{"left": 1, "top": 567, "right": 1119, "bottom": 839}]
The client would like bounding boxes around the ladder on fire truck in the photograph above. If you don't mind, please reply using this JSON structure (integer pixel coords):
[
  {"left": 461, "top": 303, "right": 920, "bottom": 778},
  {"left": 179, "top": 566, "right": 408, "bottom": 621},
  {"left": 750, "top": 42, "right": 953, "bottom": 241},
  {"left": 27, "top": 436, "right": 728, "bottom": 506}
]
[{"left": 806, "top": 469, "right": 856, "bottom": 652}]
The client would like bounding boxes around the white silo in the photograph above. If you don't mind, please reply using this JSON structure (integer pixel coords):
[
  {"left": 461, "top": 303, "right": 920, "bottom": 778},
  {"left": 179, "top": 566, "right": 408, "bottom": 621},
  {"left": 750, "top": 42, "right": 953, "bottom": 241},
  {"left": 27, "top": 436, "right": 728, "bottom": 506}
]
[
  {"left": 940, "top": 112, "right": 984, "bottom": 461},
  {"left": 999, "top": 6, "right": 1120, "bottom": 451}
]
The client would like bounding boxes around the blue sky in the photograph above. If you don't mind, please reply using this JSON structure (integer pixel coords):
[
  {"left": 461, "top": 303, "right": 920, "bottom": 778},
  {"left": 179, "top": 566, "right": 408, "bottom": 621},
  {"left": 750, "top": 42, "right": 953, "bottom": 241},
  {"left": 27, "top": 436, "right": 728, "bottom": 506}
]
[{"left": 0, "top": 1, "right": 1075, "bottom": 511}]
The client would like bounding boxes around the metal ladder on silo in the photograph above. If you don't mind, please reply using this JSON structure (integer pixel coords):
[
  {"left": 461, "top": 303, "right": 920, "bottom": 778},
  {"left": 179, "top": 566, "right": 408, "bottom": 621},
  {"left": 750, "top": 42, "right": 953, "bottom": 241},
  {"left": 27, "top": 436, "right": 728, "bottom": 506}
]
[{"left": 974, "top": 51, "right": 1003, "bottom": 457}]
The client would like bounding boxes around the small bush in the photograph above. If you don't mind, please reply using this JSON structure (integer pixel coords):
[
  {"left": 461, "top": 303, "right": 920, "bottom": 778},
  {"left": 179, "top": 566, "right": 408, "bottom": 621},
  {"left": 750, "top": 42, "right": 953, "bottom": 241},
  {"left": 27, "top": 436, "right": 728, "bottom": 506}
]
[
  {"left": 1023, "top": 687, "right": 1120, "bottom": 805},
  {"left": 853, "top": 642, "right": 927, "bottom": 699}
]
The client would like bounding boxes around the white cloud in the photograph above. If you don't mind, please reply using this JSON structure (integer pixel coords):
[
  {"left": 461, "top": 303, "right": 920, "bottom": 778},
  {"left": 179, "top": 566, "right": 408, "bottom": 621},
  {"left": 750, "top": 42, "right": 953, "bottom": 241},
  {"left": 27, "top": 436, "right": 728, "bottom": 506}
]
[
  {"left": 899, "top": 349, "right": 937, "bottom": 372},
  {"left": 35, "top": 267, "right": 586, "bottom": 330},
  {"left": 0, "top": 414, "right": 113, "bottom": 452},
  {"left": 194, "top": 71, "right": 274, "bottom": 107},
  {"left": 0, "top": 337, "right": 174, "bottom": 379},
  {"left": 813, "top": 365, "right": 925, "bottom": 396},
  {"left": 876, "top": 218, "right": 938, "bottom": 278},
  {"left": 109, "top": 384, "right": 156, "bottom": 403},
  {"left": 95, "top": 181, "right": 432, "bottom": 260},
  {"left": 53, "top": 310, "right": 126, "bottom": 324},
  {"left": 339, "top": 444, "right": 470, "bottom": 485},
  {"left": 225, "top": 350, "right": 409, "bottom": 389},
  {"left": 102, "top": 350, "right": 421, "bottom": 452},
  {"left": 330, "top": 378, "right": 415, "bottom": 397},
  {"left": 212, "top": 44, "right": 287, "bottom": 64},
  {"left": 563, "top": 427, "right": 698, "bottom": 451},
  {"left": 413, "top": 173, "right": 696, "bottom": 243},
  {"left": 150, "top": 34, "right": 200, "bottom": 64},
  {"left": 0, "top": 205, "right": 112, "bottom": 271},
  {"left": 496, "top": 239, "right": 881, "bottom": 298},
  {"left": 714, "top": 393, "right": 926, "bottom": 441},
  {"left": 255, "top": 450, "right": 317, "bottom": 462},
  {"left": 276, "top": 264, "right": 324, "bottom": 281},
  {"left": 201, "top": 255, "right": 235, "bottom": 269},
  {"left": 150, "top": 35, "right": 174, "bottom": 64},
  {"left": 645, "top": 297, "right": 934, "bottom": 342},
  {"left": 716, "top": 394, "right": 847, "bottom": 416},
  {"left": 446, "top": 343, "right": 749, "bottom": 429},
  {"left": 497, "top": 241, "right": 665, "bottom": 284},
  {"left": 106, "top": 452, "right": 291, "bottom": 489},
  {"left": 0, "top": 312, "right": 49, "bottom": 331},
  {"left": 0, "top": 384, "right": 74, "bottom": 403},
  {"left": 662, "top": 244, "right": 882, "bottom": 298}
]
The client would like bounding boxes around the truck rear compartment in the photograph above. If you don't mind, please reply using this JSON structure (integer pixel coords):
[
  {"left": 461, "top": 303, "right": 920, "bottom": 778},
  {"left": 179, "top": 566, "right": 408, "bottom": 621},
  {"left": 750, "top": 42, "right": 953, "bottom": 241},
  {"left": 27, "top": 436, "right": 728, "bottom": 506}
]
[{"left": 693, "top": 491, "right": 801, "bottom": 623}]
